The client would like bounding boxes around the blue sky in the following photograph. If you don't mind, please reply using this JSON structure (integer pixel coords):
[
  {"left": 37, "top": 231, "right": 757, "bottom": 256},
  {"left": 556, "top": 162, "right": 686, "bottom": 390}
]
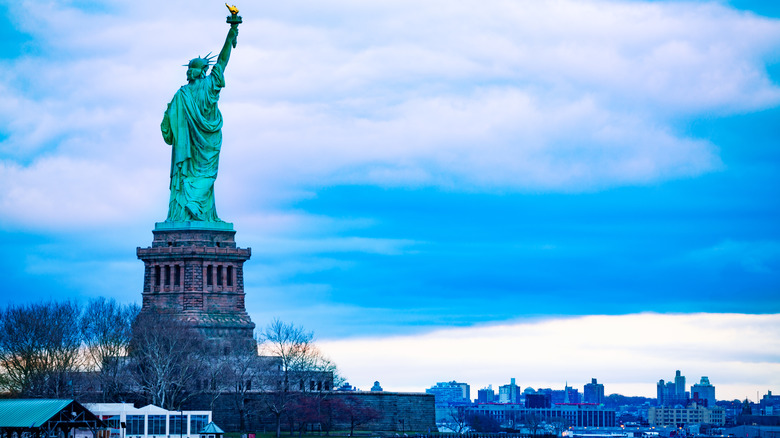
[{"left": 1, "top": 0, "right": 779, "bottom": 398}]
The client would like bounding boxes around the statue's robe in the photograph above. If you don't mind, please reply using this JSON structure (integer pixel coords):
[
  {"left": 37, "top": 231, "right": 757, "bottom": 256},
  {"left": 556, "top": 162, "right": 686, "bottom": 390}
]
[{"left": 161, "top": 63, "right": 225, "bottom": 222}]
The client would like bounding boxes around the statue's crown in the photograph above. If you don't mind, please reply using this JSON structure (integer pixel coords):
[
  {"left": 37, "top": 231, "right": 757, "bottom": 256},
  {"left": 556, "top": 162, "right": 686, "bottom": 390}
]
[{"left": 184, "top": 52, "right": 217, "bottom": 68}]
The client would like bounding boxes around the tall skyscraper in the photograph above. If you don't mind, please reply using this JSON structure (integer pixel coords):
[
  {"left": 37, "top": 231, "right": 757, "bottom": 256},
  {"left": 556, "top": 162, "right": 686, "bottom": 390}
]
[
  {"left": 657, "top": 379, "right": 666, "bottom": 404},
  {"left": 478, "top": 385, "right": 496, "bottom": 403},
  {"left": 499, "top": 378, "right": 522, "bottom": 404},
  {"left": 584, "top": 378, "right": 605, "bottom": 404},
  {"left": 675, "top": 370, "right": 686, "bottom": 397},
  {"left": 691, "top": 376, "right": 716, "bottom": 407},
  {"left": 657, "top": 370, "right": 688, "bottom": 406},
  {"left": 455, "top": 381, "right": 471, "bottom": 401}
]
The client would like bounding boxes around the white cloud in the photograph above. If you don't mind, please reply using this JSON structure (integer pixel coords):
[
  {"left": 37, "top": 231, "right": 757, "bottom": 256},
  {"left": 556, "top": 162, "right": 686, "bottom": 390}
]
[
  {"left": 0, "top": 155, "right": 165, "bottom": 230},
  {"left": 1, "top": 0, "right": 779, "bottom": 230},
  {"left": 319, "top": 313, "right": 780, "bottom": 399}
]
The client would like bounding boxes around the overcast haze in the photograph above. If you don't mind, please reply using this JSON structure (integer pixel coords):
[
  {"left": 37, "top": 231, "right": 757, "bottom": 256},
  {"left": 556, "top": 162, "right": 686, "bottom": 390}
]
[{"left": 1, "top": 0, "right": 779, "bottom": 400}]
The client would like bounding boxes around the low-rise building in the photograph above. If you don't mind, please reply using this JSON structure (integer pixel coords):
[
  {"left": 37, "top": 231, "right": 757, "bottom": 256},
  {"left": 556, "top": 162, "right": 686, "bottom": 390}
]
[
  {"left": 427, "top": 381, "right": 472, "bottom": 423},
  {"left": 469, "top": 403, "right": 616, "bottom": 429},
  {"left": 725, "top": 425, "right": 780, "bottom": 438},
  {"left": 426, "top": 381, "right": 471, "bottom": 406},
  {"left": 648, "top": 403, "right": 725, "bottom": 427},
  {"left": 81, "top": 403, "right": 212, "bottom": 438},
  {"left": 761, "top": 391, "right": 780, "bottom": 414}
]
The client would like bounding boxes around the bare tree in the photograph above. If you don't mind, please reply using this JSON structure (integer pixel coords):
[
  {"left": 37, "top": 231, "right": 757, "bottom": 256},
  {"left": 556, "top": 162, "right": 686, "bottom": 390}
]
[
  {"left": 200, "top": 354, "right": 230, "bottom": 412},
  {"left": 548, "top": 416, "right": 569, "bottom": 436},
  {"left": 289, "top": 395, "right": 322, "bottom": 437},
  {"left": 317, "top": 397, "right": 341, "bottom": 436},
  {"left": 46, "top": 301, "right": 84, "bottom": 397},
  {"left": 198, "top": 349, "right": 264, "bottom": 432},
  {"left": 522, "top": 412, "right": 543, "bottom": 436},
  {"left": 81, "top": 297, "right": 139, "bottom": 401},
  {"left": 0, "top": 303, "right": 45, "bottom": 395},
  {"left": 129, "top": 312, "right": 206, "bottom": 410},
  {"left": 0, "top": 301, "right": 83, "bottom": 397},
  {"left": 466, "top": 412, "right": 501, "bottom": 433},
  {"left": 446, "top": 406, "right": 470, "bottom": 433},
  {"left": 257, "top": 319, "right": 338, "bottom": 437},
  {"left": 225, "top": 352, "right": 266, "bottom": 432},
  {"left": 340, "top": 395, "right": 382, "bottom": 436}
]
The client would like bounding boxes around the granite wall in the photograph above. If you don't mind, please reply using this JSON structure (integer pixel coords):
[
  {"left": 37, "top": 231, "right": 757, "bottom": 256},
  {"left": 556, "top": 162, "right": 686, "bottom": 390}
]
[{"left": 183, "top": 391, "right": 436, "bottom": 433}]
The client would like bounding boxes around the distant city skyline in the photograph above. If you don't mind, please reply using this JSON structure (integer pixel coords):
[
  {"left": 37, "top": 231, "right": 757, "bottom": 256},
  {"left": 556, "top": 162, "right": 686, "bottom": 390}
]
[
  {"left": 321, "top": 313, "right": 780, "bottom": 401},
  {"left": 1, "top": 0, "right": 779, "bottom": 403}
]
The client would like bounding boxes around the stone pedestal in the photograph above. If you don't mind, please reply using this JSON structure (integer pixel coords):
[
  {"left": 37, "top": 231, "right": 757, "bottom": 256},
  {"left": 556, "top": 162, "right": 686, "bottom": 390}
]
[{"left": 136, "top": 221, "right": 256, "bottom": 354}]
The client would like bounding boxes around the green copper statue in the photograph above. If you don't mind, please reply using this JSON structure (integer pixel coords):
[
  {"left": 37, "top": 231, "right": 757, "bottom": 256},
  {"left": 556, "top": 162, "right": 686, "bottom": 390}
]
[{"left": 160, "top": 6, "right": 242, "bottom": 223}]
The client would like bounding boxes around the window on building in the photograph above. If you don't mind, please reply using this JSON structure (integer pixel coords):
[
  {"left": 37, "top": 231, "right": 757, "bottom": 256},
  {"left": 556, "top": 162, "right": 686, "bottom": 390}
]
[
  {"left": 217, "top": 265, "right": 223, "bottom": 286},
  {"left": 207, "top": 266, "right": 213, "bottom": 286},
  {"left": 101, "top": 415, "right": 120, "bottom": 429},
  {"left": 174, "top": 265, "right": 181, "bottom": 287},
  {"left": 148, "top": 415, "right": 166, "bottom": 435},
  {"left": 127, "top": 415, "right": 145, "bottom": 436},
  {"left": 154, "top": 266, "right": 161, "bottom": 287},
  {"left": 169, "top": 415, "right": 187, "bottom": 436},
  {"left": 227, "top": 266, "right": 233, "bottom": 286},
  {"left": 190, "top": 415, "right": 209, "bottom": 435}
]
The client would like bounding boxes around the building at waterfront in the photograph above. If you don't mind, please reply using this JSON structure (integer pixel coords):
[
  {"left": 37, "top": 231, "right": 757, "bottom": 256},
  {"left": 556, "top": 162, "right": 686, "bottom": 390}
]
[
  {"left": 82, "top": 403, "right": 212, "bottom": 438},
  {"left": 469, "top": 403, "right": 616, "bottom": 428},
  {"left": 648, "top": 403, "right": 725, "bottom": 427},
  {"left": 725, "top": 425, "right": 780, "bottom": 438}
]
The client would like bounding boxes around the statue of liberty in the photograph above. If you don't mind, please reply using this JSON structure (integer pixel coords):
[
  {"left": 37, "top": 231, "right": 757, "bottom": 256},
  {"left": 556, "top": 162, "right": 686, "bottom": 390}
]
[{"left": 161, "top": 7, "right": 241, "bottom": 223}]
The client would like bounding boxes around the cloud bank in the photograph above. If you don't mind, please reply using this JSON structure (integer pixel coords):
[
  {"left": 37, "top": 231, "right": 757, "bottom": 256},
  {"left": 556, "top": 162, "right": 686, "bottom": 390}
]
[
  {"left": 320, "top": 312, "right": 780, "bottom": 400},
  {"left": 1, "top": 0, "right": 780, "bottom": 231}
]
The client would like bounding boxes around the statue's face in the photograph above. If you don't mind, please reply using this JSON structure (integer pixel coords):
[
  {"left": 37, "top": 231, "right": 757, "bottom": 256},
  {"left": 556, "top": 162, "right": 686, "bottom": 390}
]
[{"left": 186, "top": 59, "right": 208, "bottom": 82}]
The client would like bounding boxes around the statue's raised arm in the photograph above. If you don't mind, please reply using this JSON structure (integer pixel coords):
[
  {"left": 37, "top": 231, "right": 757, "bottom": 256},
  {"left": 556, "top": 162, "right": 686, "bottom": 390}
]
[
  {"left": 218, "top": 6, "right": 241, "bottom": 71},
  {"left": 160, "top": 6, "right": 243, "bottom": 224}
]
